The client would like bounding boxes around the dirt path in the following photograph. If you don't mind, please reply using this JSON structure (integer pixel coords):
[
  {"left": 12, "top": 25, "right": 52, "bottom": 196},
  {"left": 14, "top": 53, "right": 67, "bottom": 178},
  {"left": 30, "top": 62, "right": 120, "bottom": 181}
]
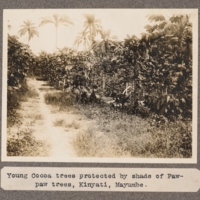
[
  {"left": 34, "top": 79, "right": 77, "bottom": 157},
  {"left": 11, "top": 78, "right": 92, "bottom": 157}
]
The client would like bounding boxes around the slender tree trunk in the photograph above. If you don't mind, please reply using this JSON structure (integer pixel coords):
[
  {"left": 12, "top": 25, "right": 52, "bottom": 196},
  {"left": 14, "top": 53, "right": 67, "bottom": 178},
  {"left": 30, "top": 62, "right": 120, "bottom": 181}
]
[
  {"left": 89, "top": 27, "right": 93, "bottom": 52},
  {"left": 27, "top": 30, "right": 30, "bottom": 45},
  {"left": 55, "top": 24, "right": 58, "bottom": 49}
]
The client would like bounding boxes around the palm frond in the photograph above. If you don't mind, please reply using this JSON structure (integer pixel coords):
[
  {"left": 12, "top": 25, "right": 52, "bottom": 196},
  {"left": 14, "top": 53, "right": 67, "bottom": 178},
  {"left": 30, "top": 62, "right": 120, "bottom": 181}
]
[
  {"left": 148, "top": 14, "right": 165, "bottom": 22},
  {"left": 39, "top": 17, "right": 54, "bottom": 27},
  {"left": 59, "top": 16, "right": 74, "bottom": 26},
  {"left": 18, "top": 20, "right": 39, "bottom": 43},
  {"left": 18, "top": 27, "right": 28, "bottom": 37},
  {"left": 28, "top": 29, "right": 39, "bottom": 41}
]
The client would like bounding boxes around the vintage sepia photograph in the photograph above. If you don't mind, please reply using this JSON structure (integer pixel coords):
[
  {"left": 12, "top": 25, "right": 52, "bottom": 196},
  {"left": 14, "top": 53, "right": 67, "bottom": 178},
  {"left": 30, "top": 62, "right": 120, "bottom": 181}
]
[{"left": 2, "top": 9, "right": 198, "bottom": 163}]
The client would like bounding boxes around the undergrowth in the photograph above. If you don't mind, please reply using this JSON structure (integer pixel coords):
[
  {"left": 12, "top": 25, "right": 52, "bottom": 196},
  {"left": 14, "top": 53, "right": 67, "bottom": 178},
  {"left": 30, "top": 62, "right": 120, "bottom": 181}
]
[
  {"left": 43, "top": 90, "right": 192, "bottom": 158},
  {"left": 44, "top": 92, "right": 75, "bottom": 108},
  {"left": 7, "top": 78, "right": 48, "bottom": 156},
  {"left": 7, "top": 128, "right": 49, "bottom": 156},
  {"left": 7, "top": 78, "right": 39, "bottom": 127},
  {"left": 74, "top": 104, "right": 192, "bottom": 158},
  {"left": 53, "top": 119, "right": 66, "bottom": 126}
]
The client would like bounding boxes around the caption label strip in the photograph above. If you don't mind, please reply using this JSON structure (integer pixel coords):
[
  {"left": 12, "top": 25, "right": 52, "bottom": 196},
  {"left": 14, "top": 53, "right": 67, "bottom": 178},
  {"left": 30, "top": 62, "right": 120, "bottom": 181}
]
[{"left": 1, "top": 167, "right": 200, "bottom": 192}]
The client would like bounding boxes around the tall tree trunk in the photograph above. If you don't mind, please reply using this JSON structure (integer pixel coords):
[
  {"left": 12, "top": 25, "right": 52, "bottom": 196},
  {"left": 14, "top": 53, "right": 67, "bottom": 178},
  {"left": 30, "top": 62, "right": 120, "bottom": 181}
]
[
  {"left": 89, "top": 27, "right": 93, "bottom": 53},
  {"left": 27, "top": 30, "right": 30, "bottom": 45},
  {"left": 55, "top": 24, "right": 58, "bottom": 49}
]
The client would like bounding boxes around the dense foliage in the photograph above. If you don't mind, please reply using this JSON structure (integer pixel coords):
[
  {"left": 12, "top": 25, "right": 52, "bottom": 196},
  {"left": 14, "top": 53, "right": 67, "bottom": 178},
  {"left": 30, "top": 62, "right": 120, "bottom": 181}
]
[
  {"left": 7, "top": 35, "right": 35, "bottom": 126},
  {"left": 7, "top": 14, "right": 193, "bottom": 158},
  {"left": 34, "top": 14, "right": 192, "bottom": 122}
]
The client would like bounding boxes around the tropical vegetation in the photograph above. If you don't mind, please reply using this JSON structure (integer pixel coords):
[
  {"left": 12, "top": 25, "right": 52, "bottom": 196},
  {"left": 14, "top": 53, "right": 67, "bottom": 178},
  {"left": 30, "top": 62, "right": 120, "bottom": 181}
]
[{"left": 7, "top": 13, "right": 193, "bottom": 158}]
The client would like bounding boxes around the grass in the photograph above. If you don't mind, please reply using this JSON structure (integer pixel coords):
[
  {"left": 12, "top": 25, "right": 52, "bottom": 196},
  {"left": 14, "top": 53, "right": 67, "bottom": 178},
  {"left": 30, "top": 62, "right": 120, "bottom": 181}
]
[
  {"left": 65, "top": 121, "right": 80, "bottom": 129},
  {"left": 73, "top": 104, "right": 192, "bottom": 158},
  {"left": 53, "top": 118, "right": 80, "bottom": 130},
  {"left": 7, "top": 78, "right": 39, "bottom": 128},
  {"left": 73, "top": 125, "right": 131, "bottom": 157},
  {"left": 73, "top": 107, "right": 153, "bottom": 157},
  {"left": 7, "top": 127, "right": 49, "bottom": 157},
  {"left": 33, "top": 114, "right": 43, "bottom": 121},
  {"left": 53, "top": 119, "right": 66, "bottom": 127},
  {"left": 44, "top": 92, "right": 75, "bottom": 108},
  {"left": 7, "top": 78, "right": 49, "bottom": 156},
  {"left": 25, "top": 87, "right": 39, "bottom": 98},
  {"left": 71, "top": 121, "right": 80, "bottom": 129},
  {"left": 43, "top": 88, "right": 192, "bottom": 158}
]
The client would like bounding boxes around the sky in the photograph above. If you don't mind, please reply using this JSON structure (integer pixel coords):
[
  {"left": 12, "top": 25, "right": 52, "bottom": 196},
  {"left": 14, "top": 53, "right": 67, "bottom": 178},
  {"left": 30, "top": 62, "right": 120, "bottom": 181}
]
[{"left": 4, "top": 9, "right": 196, "bottom": 55}]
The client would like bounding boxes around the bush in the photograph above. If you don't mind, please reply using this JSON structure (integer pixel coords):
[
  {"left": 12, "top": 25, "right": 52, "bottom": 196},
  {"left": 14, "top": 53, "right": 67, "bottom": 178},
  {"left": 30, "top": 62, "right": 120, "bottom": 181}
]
[
  {"left": 147, "top": 120, "right": 192, "bottom": 158},
  {"left": 53, "top": 119, "right": 66, "bottom": 126},
  {"left": 44, "top": 91, "right": 76, "bottom": 108},
  {"left": 7, "top": 79, "right": 39, "bottom": 128},
  {"left": 7, "top": 130, "right": 49, "bottom": 156}
]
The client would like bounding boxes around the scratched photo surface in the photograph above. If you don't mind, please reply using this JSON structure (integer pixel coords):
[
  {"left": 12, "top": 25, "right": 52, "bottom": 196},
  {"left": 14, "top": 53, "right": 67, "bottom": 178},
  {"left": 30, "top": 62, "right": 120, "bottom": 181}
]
[{"left": 2, "top": 9, "right": 198, "bottom": 163}]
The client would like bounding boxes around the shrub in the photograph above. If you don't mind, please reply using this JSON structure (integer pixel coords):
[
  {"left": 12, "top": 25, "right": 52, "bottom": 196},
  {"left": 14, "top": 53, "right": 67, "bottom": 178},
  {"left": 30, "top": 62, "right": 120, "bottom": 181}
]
[
  {"left": 53, "top": 119, "right": 66, "bottom": 127},
  {"left": 71, "top": 121, "right": 80, "bottom": 129},
  {"left": 147, "top": 120, "right": 192, "bottom": 158},
  {"left": 7, "top": 79, "right": 39, "bottom": 128},
  {"left": 44, "top": 92, "right": 75, "bottom": 108},
  {"left": 7, "top": 129, "right": 49, "bottom": 156}
]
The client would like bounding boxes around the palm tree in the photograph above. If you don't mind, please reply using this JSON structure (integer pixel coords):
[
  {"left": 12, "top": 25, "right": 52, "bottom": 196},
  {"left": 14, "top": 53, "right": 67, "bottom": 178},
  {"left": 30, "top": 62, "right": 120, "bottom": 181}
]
[
  {"left": 39, "top": 14, "right": 73, "bottom": 49},
  {"left": 18, "top": 20, "right": 39, "bottom": 45},
  {"left": 92, "top": 29, "right": 119, "bottom": 57},
  {"left": 91, "top": 29, "right": 119, "bottom": 93},
  {"left": 73, "top": 30, "right": 90, "bottom": 51},
  {"left": 83, "top": 14, "right": 102, "bottom": 50}
]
